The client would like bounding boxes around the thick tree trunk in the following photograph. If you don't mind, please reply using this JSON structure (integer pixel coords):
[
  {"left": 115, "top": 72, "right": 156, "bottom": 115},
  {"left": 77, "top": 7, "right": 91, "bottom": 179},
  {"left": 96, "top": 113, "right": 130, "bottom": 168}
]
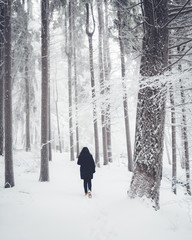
[
  {"left": 117, "top": 3, "right": 133, "bottom": 172},
  {"left": 96, "top": 0, "right": 108, "bottom": 165},
  {"left": 39, "top": 0, "right": 49, "bottom": 182},
  {"left": 129, "top": 0, "right": 168, "bottom": 209},
  {"left": 4, "top": 0, "right": 14, "bottom": 188},
  {"left": 0, "top": 2, "right": 4, "bottom": 156},
  {"left": 86, "top": 3, "right": 100, "bottom": 166}
]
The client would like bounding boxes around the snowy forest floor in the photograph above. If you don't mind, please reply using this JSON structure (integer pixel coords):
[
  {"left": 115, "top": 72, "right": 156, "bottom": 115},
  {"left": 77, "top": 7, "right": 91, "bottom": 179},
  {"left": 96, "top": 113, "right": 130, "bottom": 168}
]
[{"left": 0, "top": 151, "right": 192, "bottom": 240}]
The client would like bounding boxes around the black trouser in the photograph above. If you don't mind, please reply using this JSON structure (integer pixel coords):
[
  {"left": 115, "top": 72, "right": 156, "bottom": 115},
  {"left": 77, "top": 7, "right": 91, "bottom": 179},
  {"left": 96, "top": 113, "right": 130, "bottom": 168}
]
[{"left": 83, "top": 179, "right": 92, "bottom": 194}]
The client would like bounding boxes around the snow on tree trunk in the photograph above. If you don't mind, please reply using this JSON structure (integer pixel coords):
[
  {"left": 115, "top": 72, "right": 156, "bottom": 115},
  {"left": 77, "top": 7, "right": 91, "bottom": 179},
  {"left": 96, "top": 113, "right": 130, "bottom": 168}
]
[
  {"left": 25, "top": 46, "right": 31, "bottom": 152},
  {"left": 72, "top": 0, "right": 80, "bottom": 158},
  {"left": 86, "top": 3, "right": 100, "bottom": 167},
  {"left": 47, "top": 22, "right": 52, "bottom": 161},
  {"left": 180, "top": 80, "right": 191, "bottom": 195},
  {"left": 39, "top": 0, "right": 49, "bottom": 182},
  {"left": 23, "top": 0, "right": 31, "bottom": 152},
  {"left": 0, "top": 2, "right": 4, "bottom": 156},
  {"left": 169, "top": 84, "right": 177, "bottom": 194},
  {"left": 4, "top": 0, "right": 15, "bottom": 188},
  {"left": 104, "top": 0, "right": 112, "bottom": 163},
  {"left": 117, "top": 2, "right": 133, "bottom": 172},
  {"left": 129, "top": 0, "right": 168, "bottom": 209},
  {"left": 96, "top": 0, "right": 108, "bottom": 165},
  {"left": 68, "top": 1, "right": 74, "bottom": 161}
]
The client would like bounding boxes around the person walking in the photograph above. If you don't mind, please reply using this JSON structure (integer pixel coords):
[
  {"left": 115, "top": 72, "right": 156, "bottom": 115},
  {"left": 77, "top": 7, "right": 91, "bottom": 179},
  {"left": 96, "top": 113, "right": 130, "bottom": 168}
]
[{"left": 77, "top": 147, "right": 95, "bottom": 198}]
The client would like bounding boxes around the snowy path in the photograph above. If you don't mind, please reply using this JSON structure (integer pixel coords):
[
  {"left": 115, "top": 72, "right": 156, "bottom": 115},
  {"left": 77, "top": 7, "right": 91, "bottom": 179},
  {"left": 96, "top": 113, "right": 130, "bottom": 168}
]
[{"left": 0, "top": 152, "right": 192, "bottom": 240}]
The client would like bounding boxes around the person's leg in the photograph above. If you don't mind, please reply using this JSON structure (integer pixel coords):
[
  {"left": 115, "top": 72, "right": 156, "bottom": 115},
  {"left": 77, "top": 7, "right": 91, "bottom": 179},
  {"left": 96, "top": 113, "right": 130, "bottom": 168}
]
[
  {"left": 83, "top": 179, "right": 88, "bottom": 194},
  {"left": 88, "top": 179, "right": 92, "bottom": 192}
]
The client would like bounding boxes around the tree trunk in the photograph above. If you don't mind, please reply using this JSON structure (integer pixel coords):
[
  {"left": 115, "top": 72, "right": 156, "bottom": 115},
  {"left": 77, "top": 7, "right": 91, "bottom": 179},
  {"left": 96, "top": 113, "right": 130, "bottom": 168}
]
[
  {"left": 86, "top": 3, "right": 100, "bottom": 166},
  {"left": 54, "top": 70, "right": 62, "bottom": 153},
  {"left": 4, "top": 0, "right": 14, "bottom": 188},
  {"left": 0, "top": 2, "right": 4, "bottom": 156},
  {"left": 180, "top": 80, "right": 191, "bottom": 195},
  {"left": 129, "top": 0, "right": 168, "bottom": 209},
  {"left": 68, "top": 2, "right": 74, "bottom": 161},
  {"left": 48, "top": 20, "right": 52, "bottom": 161},
  {"left": 24, "top": 0, "right": 31, "bottom": 152},
  {"left": 117, "top": 3, "right": 133, "bottom": 172},
  {"left": 104, "top": 0, "right": 112, "bottom": 163},
  {"left": 169, "top": 84, "right": 177, "bottom": 194},
  {"left": 96, "top": 0, "right": 108, "bottom": 165},
  {"left": 72, "top": 0, "right": 80, "bottom": 158},
  {"left": 39, "top": 0, "right": 49, "bottom": 182},
  {"left": 25, "top": 46, "right": 31, "bottom": 152}
]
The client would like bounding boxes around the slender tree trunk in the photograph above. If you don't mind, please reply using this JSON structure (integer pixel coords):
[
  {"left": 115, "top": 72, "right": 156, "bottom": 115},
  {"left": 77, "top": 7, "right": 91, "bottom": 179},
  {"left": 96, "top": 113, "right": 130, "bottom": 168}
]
[
  {"left": 4, "top": 0, "right": 14, "bottom": 188},
  {"left": 68, "top": 2, "right": 74, "bottom": 161},
  {"left": 86, "top": 3, "right": 100, "bottom": 166},
  {"left": 55, "top": 100, "right": 62, "bottom": 153},
  {"left": 48, "top": 20, "right": 52, "bottom": 161},
  {"left": 104, "top": 0, "right": 112, "bottom": 163},
  {"left": 180, "top": 80, "right": 191, "bottom": 195},
  {"left": 54, "top": 69, "right": 62, "bottom": 153},
  {"left": 129, "top": 0, "right": 168, "bottom": 209},
  {"left": 24, "top": 0, "right": 31, "bottom": 152},
  {"left": 25, "top": 46, "right": 31, "bottom": 152},
  {"left": 72, "top": 0, "right": 79, "bottom": 158},
  {"left": 0, "top": 2, "right": 4, "bottom": 156},
  {"left": 74, "top": 48, "right": 80, "bottom": 157},
  {"left": 39, "top": 0, "right": 49, "bottom": 182},
  {"left": 96, "top": 0, "right": 108, "bottom": 165},
  {"left": 164, "top": 133, "right": 171, "bottom": 165},
  {"left": 169, "top": 84, "right": 177, "bottom": 194},
  {"left": 117, "top": 3, "right": 133, "bottom": 172}
]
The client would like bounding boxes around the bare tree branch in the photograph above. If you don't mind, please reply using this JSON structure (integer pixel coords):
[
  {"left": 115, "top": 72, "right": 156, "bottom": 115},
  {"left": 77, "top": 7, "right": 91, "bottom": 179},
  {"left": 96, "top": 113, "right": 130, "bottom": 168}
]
[
  {"left": 169, "top": 39, "right": 192, "bottom": 50},
  {"left": 162, "top": 0, "right": 191, "bottom": 29},
  {"left": 168, "top": 24, "right": 192, "bottom": 30},
  {"left": 169, "top": 8, "right": 192, "bottom": 17},
  {"left": 163, "top": 45, "right": 192, "bottom": 73}
]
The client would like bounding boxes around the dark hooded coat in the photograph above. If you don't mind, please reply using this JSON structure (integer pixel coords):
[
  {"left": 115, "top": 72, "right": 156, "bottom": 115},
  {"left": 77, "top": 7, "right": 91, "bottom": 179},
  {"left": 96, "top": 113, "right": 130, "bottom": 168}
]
[{"left": 77, "top": 147, "right": 95, "bottom": 180}]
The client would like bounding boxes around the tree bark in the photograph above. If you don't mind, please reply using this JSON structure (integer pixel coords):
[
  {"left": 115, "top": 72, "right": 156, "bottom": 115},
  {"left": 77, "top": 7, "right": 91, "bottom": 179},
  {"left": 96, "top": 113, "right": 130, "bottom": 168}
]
[
  {"left": 39, "top": 0, "right": 49, "bottom": 182},
  {"left": 47, "top": 20, "right": 52, "bottom": 161},
  {"left": 180, "top": 80, "right": 191, "bottom": 195},
  {"left": 0, "top": 2, "right": 4, "bottom": 156},
  {"left": 72, "top": 0, "right": 80, "bottom": 158},
  {"left": 86, "top": 3, "right": 100, "bottom": 166},
  {"left": 4, "top": 0, "right": 14, "bottom": 188},
  {"left": 169, "top": 84, "right": 177, "bottom": 194},
  {"left": 104, "top": 0, "right": 112, "bottom": 163},
  {"left": 54, "top": 70, "right": 62, "bottom": 153},
  {"left": 68, "top": 2, "right": 74, "bottom": 161},
  {"left": 129, "top": 0, "right": 168, "bottom": 209},
  {"left": 25, "top": 45, "right": 31, "bottom": 152},
  {"left": 96, "top": 0, "right": 108, "bottom": 165},
  {"left": 117, "top": 2, "right": 133, "bottom": 172},
  {"left": 23, "top": 0, "right": 31, "bottom": 152}
]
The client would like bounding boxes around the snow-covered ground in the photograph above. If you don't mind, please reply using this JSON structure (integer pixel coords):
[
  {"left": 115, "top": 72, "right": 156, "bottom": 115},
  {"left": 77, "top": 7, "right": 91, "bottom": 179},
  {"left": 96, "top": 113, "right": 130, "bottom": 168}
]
[{"left": 0, "top": 151, "right": 192, "bottom": 240}]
